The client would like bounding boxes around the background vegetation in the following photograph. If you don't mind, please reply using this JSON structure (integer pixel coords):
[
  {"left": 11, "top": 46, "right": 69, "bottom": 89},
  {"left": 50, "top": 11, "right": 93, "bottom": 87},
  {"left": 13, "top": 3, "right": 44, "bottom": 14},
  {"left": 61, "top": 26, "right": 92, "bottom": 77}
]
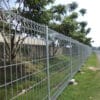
[{"left": 16, "top": 0, "right": 92, "bottom": 45}]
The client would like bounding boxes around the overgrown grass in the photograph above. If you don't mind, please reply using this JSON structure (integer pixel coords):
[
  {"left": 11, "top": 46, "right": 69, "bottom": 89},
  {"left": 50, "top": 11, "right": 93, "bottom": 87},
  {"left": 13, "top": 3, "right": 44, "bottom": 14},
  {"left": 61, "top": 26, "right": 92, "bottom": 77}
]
[
  {"left": 0, "top": 54, "right": 71, "bottom": 100},
  {"left": 58, "top": 53, "right": 100, "bottom": 100},
  {"left": 17, "top": 55, "right": 71, "bottom": 99}
]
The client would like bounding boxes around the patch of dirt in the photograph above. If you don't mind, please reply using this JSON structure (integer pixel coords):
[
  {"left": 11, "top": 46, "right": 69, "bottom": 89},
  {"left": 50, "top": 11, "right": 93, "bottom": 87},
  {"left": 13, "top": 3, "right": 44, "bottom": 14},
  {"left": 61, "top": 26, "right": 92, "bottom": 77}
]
[{"left": 88, "top": 66, "right": 100, "bottom": 71}]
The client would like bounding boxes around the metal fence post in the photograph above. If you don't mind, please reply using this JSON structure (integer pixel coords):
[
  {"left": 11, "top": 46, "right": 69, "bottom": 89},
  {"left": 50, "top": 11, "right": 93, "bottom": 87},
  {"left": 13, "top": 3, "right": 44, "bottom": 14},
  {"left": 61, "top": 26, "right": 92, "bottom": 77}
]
[
  {"left": 3, "top": 10, "right": 7, "bottom": 100},
  {"left": 78, "top": 42, "right": 80, "bottom": 69},
  {"left": 69, "top": 37, "right": 72, "bottom": 78},
  {"left": 46, "top": 26, "right": 51, "bottom": 100}
]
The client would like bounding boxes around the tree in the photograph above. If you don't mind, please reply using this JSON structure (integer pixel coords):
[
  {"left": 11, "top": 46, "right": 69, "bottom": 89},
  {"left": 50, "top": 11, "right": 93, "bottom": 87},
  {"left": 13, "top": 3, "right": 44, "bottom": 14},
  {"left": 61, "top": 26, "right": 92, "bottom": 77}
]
[
  {"left": 68, "top": 2, "right": 78, "bottom": 12},
  {"left": 59, "top": 17, "right": 78, "bottom": 37},
  {"left": 50, "top": 4, "right": 66, "bottom": 15},
  {"left": 79, "top": 21, "right": 87, "bottom": 33},
  {"left": 49, "top": 2, "right": 91, "bottom": 46},
  {"left": 0, "top": 10, "right": 28, "bottom": 63},
  {"left": 50, "top": 4, "right": 66, "bottom": 22},
  {"left": 16, "top": 0, "right": 68, "bottom": 25},
  {"left": 16, "top": 0, "right": 54, "bottom": 24},
  {"left": 50, "top": 2, "right": 79, "bottom": 37},
  {"left": 79, "top": 8, "right": 86, "bottom": 16},
  {"left": 86, "top": 28, "right": 91, "bottom": 35},
  {"left": 69, "top": 12, "right": 78, "bottom": 19},
  {"left": 0, "top": 0, "right": 68, "bottom": 63}
]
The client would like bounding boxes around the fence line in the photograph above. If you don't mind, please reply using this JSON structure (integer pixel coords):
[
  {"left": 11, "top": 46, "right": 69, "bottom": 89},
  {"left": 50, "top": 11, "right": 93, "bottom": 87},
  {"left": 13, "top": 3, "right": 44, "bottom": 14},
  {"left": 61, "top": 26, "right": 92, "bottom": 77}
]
[{"left": 0, "top": 9, "right": 92, "bottom": 100}]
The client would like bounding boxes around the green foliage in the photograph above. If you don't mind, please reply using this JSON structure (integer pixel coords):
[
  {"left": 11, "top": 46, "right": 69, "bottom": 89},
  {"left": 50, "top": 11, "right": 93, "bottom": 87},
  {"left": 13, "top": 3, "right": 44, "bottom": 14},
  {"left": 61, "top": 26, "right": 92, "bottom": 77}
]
[
  {"left": 68, "top": 2, "right": 78, "bottom": 12},
  {"left": 48, "top": 2, "right": 91, "bottom": 46},
  {"left": 0, "top": 54, "right": 70, "bottom": 100},
  {"left": 58, "top": 53, "right": 100, "bottom": 100},
  {"left": 50, "top": 4, "right": 66, "bottom": 21},
  {"left": 6, "top": 1, "right": 92, "bottom": 45},
  {"left": 69, "top": 12, "right": 78, "bottom": 19},
  {"left": 51, "top": 4, "right": 66, "bottom": 15},
  {"left": 16, "top": 0, "right": 92, "bottom": 45},
  {"left": 79, "top": 8, "right": 86, "bottom": 16},
  {"left": 16, "top": 0, "right": 55, "bottom": 24},
  {"left": 86, "top": 28, "right": 91, "bottom": 35},
  {"left": 60, "top": 18, "right": 78, "bottom": 37},
  {"left": 79, "top": 21, "right": 87, "bottom": 29},
  {"left": 83, "top": 38, "right": 92, "bottom": 46}
]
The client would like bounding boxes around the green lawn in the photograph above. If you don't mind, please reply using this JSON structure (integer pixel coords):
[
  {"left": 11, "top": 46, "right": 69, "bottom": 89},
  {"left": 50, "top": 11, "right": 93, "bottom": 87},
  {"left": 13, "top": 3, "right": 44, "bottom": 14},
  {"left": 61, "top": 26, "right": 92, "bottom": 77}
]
[{"left": 58, "top": 53, "right": 100, "bottom": 100}]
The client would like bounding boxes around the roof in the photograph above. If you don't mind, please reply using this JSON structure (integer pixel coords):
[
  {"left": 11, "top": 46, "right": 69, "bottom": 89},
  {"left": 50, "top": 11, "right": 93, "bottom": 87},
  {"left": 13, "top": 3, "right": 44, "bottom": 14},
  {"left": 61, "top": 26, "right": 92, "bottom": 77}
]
[{"left": 0, "top": 34, "right": 46, "bottom": 45}]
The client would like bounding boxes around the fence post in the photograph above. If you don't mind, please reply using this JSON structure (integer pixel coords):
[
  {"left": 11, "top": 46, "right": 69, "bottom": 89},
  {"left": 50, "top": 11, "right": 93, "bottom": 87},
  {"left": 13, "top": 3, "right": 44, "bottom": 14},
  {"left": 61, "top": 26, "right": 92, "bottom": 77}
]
[
  {"left": 69, "top": 37, "right": 72, "bottom": 78},
  {"left": 46, "top": 26, "right": 51, "bottom": 100},
  {"left": 78, "top": 42, "right": 80, "bottom": 69}
]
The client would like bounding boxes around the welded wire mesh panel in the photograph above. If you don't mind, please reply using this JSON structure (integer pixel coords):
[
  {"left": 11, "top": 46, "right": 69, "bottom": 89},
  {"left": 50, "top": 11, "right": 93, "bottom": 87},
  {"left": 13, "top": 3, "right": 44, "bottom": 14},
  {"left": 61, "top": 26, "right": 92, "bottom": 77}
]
[
  {"left": 71, "top": 39, "right": 80, "bottom": 75},
  {"left": 48, "top": 29, "right": 72, "bottom": 99},
  {"left": 70, "top": 39, "right": 92, "bottom": 76},
  {"left": 0, "top": 1, "right": 92, "bottom": 100},
  {"left": 0, "top": 9, "right": 48, "bottom": 100}
]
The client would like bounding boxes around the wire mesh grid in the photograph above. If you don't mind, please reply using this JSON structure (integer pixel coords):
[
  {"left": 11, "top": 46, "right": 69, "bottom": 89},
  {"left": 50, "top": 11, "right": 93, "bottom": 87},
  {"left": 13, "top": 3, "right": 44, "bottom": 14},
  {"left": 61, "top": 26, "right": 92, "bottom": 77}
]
[
  {"left": 0, "top": 4, "right": 92, "bottom": 100},
  {"left": 0, "top": 9, "right": 49, "bottom": 100}
]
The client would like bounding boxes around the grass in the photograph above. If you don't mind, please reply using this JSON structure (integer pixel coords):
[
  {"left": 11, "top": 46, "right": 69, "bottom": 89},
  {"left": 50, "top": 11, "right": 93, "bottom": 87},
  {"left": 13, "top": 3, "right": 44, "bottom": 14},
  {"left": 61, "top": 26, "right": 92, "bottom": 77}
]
[
  {"left": 17, "top": 55, "right": 71, "bottom": 99},
  {"left": 58, "top": 53, "right": 100, "bottom": 100},
  {"left": 17, "top": 69, "right": 69, "bottom": 100},
  {"left": 0, "top": 54, "right": 71, "bottom": 100},
  {"left": 2, "top": 53, "right": 99, "bottom": 100}
]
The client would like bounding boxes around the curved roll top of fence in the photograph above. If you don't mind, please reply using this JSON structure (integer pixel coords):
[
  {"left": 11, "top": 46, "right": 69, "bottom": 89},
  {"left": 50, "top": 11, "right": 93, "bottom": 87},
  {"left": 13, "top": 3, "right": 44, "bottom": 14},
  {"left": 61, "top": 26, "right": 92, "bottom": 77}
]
[{"left": 0, "top": 8, "right": 92, "bottom": 100}]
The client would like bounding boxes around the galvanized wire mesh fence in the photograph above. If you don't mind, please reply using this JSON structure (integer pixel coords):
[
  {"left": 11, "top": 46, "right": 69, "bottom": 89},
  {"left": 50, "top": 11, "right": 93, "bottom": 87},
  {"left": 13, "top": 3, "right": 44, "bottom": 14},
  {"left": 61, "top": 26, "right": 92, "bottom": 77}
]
[{"left": 0, "top": 7, "right": 92, "bottom": 100}]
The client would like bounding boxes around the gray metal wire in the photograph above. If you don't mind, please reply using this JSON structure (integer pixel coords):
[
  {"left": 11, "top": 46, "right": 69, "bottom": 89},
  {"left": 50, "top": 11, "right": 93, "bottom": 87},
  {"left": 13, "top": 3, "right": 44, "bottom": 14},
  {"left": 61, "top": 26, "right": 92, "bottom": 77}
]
[{"left": 0, "top": 6, "right": 92, "bottom": 100}]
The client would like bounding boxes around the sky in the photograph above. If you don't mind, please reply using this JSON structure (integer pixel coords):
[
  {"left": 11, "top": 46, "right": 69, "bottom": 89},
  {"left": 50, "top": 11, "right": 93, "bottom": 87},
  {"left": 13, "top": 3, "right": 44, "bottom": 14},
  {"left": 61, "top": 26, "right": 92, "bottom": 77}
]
[
  {"left": 4, "top": 0, "right": 100, "bottom": 47},
  {"left": 55, "top": 0, "right": 100, "bottom": 47}
]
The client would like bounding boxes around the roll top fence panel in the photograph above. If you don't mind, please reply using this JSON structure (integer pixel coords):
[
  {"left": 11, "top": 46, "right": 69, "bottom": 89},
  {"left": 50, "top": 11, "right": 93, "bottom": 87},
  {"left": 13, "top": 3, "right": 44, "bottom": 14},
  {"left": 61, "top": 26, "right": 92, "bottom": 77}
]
[
  {"left": 0, "top": 10, "right": 49, "bottom": 100},
  {"left": 0, "top": 7, "right": 92, "bottom": 100},
  {"left": 48, "top": 29, "right": 72, "bottom": 99}
]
